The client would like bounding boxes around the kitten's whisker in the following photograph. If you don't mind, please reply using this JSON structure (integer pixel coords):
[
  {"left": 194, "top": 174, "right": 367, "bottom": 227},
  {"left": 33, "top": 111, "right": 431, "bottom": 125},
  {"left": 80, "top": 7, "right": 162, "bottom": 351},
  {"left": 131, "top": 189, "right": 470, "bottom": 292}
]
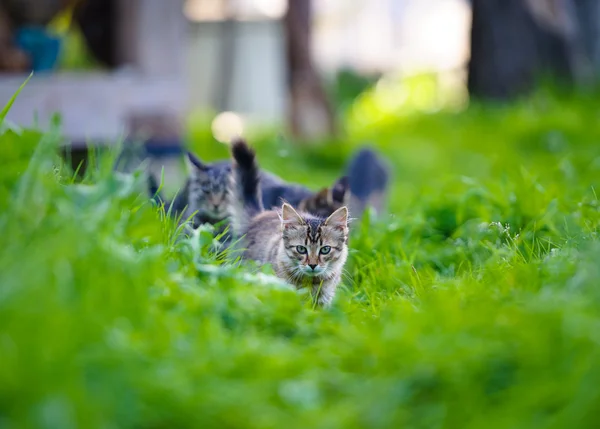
[
  {"left": 341, "top": 267, "right": 352, "bottom": 278},
  {"left": 340, "top": 268, "right": 354, "bottom": 283}
]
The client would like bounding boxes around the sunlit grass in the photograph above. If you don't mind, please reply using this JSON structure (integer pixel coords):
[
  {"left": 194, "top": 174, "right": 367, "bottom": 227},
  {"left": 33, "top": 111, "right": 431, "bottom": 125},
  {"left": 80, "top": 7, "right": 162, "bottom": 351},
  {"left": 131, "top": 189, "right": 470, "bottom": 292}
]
[{"left": 2, "top": 85, "right": 600, "bottom": 427}]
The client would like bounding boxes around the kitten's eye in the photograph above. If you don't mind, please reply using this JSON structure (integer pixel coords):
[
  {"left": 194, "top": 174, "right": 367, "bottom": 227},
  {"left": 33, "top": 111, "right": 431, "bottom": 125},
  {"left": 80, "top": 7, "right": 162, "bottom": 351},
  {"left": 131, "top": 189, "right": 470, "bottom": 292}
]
[
  {"left": 320, "top": 246, "right": 331, "bottom": 255},
  {"left": 296, "top": 245, "right": 307, "bottom": 254}
]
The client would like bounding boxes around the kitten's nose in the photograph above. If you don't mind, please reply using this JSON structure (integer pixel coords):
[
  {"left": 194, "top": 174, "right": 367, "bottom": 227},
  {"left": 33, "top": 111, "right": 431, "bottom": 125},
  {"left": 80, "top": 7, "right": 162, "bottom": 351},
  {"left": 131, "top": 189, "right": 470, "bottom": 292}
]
[
  {"left": 308, "top": 264, "right": 317, "bottom": 270},
  {"left": 212, "top": 204, "right": 219, "bottom": 211}
]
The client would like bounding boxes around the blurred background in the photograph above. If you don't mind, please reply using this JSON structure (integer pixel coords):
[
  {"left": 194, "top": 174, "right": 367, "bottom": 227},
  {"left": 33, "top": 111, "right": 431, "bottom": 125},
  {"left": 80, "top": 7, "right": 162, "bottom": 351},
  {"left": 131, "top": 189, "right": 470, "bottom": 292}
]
[{"left": 0, "top": 0, "right": 599, "bottom": 189}]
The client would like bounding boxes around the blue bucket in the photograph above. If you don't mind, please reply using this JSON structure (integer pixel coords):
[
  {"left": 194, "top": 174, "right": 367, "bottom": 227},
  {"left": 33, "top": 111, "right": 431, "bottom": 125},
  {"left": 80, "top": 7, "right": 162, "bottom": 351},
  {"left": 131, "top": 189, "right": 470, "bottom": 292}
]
[{"left": 15, "top": 27, "right": 61, "bottom": 72}]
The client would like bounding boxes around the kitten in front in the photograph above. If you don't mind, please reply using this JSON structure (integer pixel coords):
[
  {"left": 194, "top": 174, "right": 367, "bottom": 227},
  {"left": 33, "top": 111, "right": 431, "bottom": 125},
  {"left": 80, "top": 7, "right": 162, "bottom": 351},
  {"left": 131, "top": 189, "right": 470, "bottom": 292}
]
[{"left": 229, "top": 139, "right": 349, "bottom": 307}]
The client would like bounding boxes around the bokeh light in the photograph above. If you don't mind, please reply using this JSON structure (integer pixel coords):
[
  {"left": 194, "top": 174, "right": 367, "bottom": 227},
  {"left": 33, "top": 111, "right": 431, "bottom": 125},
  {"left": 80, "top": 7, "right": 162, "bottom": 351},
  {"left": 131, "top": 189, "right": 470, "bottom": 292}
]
[{"left": 211, "top": 111, "right": 245, "bottom": 143}]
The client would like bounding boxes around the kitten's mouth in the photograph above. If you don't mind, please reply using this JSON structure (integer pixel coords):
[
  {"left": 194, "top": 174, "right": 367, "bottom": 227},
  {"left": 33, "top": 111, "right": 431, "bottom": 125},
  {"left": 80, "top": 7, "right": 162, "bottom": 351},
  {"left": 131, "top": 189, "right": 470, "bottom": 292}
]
[
  {"left": 303, "top": 268, "right": 324, "bottom": 277},
  {"left": 203, "top": 210, "right": 227, "bottom": 220}
]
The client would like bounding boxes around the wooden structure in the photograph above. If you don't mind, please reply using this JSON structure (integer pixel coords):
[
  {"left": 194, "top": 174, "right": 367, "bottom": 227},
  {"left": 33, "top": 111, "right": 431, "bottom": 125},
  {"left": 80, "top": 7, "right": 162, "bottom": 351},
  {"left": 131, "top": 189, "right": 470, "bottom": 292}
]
[{"left": 0, "top": 0, "right": 186, "bottom": 154}]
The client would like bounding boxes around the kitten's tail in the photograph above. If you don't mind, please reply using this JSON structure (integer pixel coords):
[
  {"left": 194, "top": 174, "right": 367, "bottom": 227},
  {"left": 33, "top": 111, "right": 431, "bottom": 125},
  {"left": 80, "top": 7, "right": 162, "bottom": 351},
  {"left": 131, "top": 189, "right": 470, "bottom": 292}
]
[
  {"left": 229, "top": 138, "right": 264, "bottom": 235},
  {"left": 346, "top": 146, "right": 390, "bottom": 217}
]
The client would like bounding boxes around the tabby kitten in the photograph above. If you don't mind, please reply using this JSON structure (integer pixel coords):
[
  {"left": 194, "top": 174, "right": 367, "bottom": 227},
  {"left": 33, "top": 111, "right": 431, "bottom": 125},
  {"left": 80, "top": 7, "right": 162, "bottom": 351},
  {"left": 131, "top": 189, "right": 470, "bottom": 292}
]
[
  {"left": 260, "top": 174, "right": 349, "bottom": 218},
  {"left": 149, "top": 153, "right": 231, "bottom": 229},
  {"left": 229, "top": 139, "right": 349, "bottom": 307},
  {"left": 297, "top": 176, "right": 349, "bottom": 218},
  {"left": 183, "top": 153, "right": 231, "bottom": 228}
]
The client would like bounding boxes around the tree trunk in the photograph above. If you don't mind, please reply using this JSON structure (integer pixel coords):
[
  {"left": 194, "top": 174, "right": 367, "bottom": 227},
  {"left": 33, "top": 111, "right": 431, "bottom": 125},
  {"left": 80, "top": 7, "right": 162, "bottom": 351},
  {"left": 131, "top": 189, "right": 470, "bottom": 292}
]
[
  {"left": 284, "top": 0, "right": 335, "bottom": 140},
  {"left": 72, "top": 0, "right": 118, "bottom": 68},
  {"left": 468, "top": 0, "right": 587, "bottom": 100}
]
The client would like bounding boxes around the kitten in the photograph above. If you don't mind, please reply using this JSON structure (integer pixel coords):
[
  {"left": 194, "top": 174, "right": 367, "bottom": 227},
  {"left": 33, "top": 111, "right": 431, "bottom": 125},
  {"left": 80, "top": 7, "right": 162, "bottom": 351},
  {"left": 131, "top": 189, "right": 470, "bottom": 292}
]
[
  {"left": 229, "top": 139, "right": 349, "bottom": 307},
  {"left": 149, "top": 153, "right": 231, "bottom": 229},
  {"left": 183, "top": 153, "right": 231, "bottom": 228},
  {"left": 261, "top": 175, "right": 349, "bottom": 218},
  {"left": 297, "top": 176, "right": 349, "bottom": 218}
]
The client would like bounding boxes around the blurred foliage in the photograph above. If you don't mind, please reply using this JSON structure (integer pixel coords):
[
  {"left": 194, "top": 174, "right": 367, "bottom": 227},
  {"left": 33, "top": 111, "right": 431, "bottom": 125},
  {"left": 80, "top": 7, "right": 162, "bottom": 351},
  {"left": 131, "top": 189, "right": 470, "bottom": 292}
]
[
  {"left": 2, "top": 76, "right": 600, "bottom": 428},
  {"left": 48, "top": 8, "right": 100, "bottom": 70},
  {"left": 328, "top": 68, "right": 381, "bottom": 116}
]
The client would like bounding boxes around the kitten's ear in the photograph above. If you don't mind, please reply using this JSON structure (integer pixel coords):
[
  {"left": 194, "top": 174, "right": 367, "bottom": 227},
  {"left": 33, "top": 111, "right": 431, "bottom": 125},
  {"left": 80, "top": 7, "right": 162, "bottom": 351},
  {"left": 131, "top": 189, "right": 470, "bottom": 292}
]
[
  {"left": 186, "top": 152, "right": 206, "bottom": 172},
  {"left": 281, "top": 203, "right": 305, "bottom": 228},
  {"left": 329, "top": 176, "right": 350, "bottom": 204},
  {"left": 315, "top": 187, "right": 331, "bottom": 205},
  {"left": 324, "top": 206, "right": 348, "bottom": 230}
]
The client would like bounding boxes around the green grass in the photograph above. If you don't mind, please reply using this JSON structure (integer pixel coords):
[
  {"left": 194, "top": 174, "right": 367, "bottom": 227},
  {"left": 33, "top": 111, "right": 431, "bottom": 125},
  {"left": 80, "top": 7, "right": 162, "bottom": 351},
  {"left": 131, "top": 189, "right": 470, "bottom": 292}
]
[{"left": 2, "top": 86, "right": 600, "bottom": 428}]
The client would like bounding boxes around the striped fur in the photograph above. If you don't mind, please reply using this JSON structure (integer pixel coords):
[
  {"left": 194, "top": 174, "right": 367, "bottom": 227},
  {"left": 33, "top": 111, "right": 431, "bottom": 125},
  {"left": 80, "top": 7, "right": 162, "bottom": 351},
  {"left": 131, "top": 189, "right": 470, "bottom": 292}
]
[
  {"left": 229, "top": 139, "right": 349, "bottom": 307},
  {"left": 297, "top": 176, "right": 350, "bottom": 218},
  {"left": 184, "top": 153, "right": 231, "bottom": 228}
]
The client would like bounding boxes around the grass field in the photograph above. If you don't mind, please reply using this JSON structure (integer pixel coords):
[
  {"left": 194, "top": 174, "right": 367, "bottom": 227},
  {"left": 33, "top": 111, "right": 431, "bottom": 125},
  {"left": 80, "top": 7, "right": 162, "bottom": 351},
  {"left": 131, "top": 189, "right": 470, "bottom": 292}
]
[{"left": 2, "top": 84, "right": 600, "bottom": 428}]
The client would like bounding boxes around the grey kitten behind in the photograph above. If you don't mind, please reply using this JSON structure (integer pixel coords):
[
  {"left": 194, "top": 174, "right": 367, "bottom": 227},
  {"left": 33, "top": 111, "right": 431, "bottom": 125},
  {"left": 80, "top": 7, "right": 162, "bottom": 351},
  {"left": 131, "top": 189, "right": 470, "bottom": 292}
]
[
  {"left": 229, "top": 139, "right": 349, "bottom": 307},
  {"left": 296, "top": 176, "right": 350, "bottom": 218},
  {"left": 260, "top": 174, "right": 350, "bottom": 218},
  {"left": 184, "top": 152, "right": 231, "bottom": 228},
  {"left": 149, "top": 153, "right": 231, "bottom": 229}
]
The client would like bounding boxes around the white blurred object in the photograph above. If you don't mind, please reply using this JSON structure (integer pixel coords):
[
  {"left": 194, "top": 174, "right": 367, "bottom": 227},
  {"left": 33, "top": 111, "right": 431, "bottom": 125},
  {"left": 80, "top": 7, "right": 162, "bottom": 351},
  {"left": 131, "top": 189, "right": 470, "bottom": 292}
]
[
  {"left": 185, "top": 0, "right": 287, "bottom": 21},
  {"left": 184, "top": 0, "right": 226, "bottom": 21},
  {"left": 313, "top": 0, "right": 471, "bottom": 74},
  {"left": 211, "top": 111, "right": 245, "bottom": 143},
  {"left": 250, "top": 0, "right": 288, "bottom": 19}
]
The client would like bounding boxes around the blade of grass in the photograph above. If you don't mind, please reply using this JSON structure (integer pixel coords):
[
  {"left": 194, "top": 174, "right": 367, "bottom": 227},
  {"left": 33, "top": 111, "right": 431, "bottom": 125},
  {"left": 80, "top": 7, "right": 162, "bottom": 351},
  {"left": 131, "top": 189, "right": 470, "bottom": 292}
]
[{"left": 0, "top": 72, "right": 33, "bottom": 122}]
